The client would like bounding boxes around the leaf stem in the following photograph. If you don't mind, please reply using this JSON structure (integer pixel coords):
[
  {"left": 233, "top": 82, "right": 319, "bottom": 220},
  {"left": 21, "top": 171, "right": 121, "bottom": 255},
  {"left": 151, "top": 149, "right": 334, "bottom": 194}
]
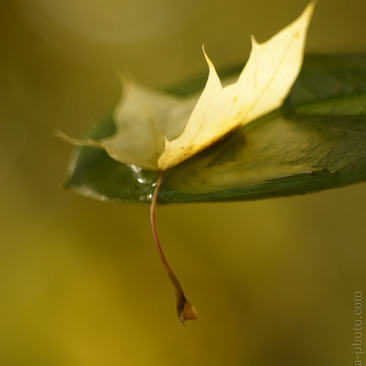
[{"left": 150, "top": 172, "right": 197, "bottom": 325}]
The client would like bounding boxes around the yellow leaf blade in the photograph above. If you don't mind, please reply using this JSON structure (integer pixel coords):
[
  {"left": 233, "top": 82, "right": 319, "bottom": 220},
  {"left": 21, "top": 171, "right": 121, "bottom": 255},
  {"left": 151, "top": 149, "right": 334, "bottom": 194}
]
[
  {"left": 235, "top": 1, "right": 315, "bottom": 122},
  {"left": 103, "top": 79, "right": 196, "bottom": 170},
  {"left": 158, "top": 2, "right": 315, "bottom": 171}
]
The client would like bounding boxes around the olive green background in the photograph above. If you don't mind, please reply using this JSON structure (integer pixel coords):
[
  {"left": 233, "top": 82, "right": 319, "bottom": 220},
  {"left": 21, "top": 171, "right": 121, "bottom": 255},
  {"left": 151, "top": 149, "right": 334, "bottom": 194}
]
[{"left": 1, "top": 0, "right": 366, "bottom": 365}]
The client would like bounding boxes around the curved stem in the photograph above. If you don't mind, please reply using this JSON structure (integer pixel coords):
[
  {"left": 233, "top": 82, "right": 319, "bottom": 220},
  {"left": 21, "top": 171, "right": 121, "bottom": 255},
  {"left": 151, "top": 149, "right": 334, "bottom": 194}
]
[
  {"left": 150, "top": 172, "right": 197, "bottom": 325},
  {"left": 150, "top": 173, "right": 180, "bottom": 292}
]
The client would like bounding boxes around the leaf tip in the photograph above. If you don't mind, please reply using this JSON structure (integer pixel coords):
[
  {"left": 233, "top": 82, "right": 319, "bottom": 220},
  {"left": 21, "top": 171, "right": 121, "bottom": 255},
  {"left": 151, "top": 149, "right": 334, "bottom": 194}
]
[
  {"left": 177, "top": 298, "right": 198, "bottom": 326},
  {"left": 54, "top": 129, "right": 81, "bottom": 145},
  {"left": 250, "top": 34, "right": 258, "bottom": 47},
  {"left": 298, "top": 1, "right": 316, "bottom": 29},
  {"left": 201, "top": 45, "right": 214, "bottom": 70},
  {"left": 54, "top": 129, "right": 103, "bottom": 149},
  {"left": 116, "top": 67, "right": 133, "bottom": 85}
]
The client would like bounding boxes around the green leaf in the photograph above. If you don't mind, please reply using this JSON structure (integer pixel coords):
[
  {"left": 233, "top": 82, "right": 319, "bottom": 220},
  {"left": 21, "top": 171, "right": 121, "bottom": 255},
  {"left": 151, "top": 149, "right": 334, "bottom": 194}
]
[{"left": 64, "top": 54, "right": 366, "bottom": 204}]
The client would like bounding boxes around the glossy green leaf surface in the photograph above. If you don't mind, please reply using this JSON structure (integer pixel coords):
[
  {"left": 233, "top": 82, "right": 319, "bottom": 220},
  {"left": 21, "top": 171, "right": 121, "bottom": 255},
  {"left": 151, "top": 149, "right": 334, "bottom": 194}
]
[{"left": 64, "top": 54, "right": 366, "bottom": 204}]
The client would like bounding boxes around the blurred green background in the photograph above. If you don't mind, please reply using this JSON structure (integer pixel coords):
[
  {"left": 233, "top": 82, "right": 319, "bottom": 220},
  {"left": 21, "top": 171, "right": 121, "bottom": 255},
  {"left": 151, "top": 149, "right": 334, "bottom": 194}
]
[{"left": 1, "top": 0, "right": 366, "bottom": 365}]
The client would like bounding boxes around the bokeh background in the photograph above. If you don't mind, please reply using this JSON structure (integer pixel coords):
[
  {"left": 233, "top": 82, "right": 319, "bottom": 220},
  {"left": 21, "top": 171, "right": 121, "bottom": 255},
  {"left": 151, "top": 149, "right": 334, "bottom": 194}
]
[{"left": 1, "top": 0, "right": 366, "bottom": 365}]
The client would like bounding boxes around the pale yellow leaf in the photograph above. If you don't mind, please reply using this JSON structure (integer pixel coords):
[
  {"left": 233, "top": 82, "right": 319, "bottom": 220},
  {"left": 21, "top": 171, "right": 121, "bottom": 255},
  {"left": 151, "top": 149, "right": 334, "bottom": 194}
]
[
  {"left": 59, "top": 2, "right": 315, "bottom": 173},
  {"left": 100, "top": 79, "right": 198, "bottom": 170},
  {"left": 158, "top": 2, "right": 315, "bottom": 171},
  {"left": 57, "top": 78, "right": 198, "bottom": 171}
]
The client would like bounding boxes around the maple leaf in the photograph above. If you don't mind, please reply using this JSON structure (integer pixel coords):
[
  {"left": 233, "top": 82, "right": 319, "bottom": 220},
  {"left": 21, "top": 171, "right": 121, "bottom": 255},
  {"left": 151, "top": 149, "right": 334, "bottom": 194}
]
[
  {"left": 159, "top": 2, "right": 315, "bottom": 171},
  {"left": 58, "top": 2, "right": 314, "bottom": 173},
  {"left": 58, "top": 2, "right": 315, "bottom": 325}
]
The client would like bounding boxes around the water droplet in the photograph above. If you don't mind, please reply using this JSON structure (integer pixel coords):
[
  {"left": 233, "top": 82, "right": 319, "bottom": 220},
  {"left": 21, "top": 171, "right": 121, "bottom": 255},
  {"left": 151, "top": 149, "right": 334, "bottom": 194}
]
[{"left": 127, "top": 164, "right": 158, "bottom": 203}]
